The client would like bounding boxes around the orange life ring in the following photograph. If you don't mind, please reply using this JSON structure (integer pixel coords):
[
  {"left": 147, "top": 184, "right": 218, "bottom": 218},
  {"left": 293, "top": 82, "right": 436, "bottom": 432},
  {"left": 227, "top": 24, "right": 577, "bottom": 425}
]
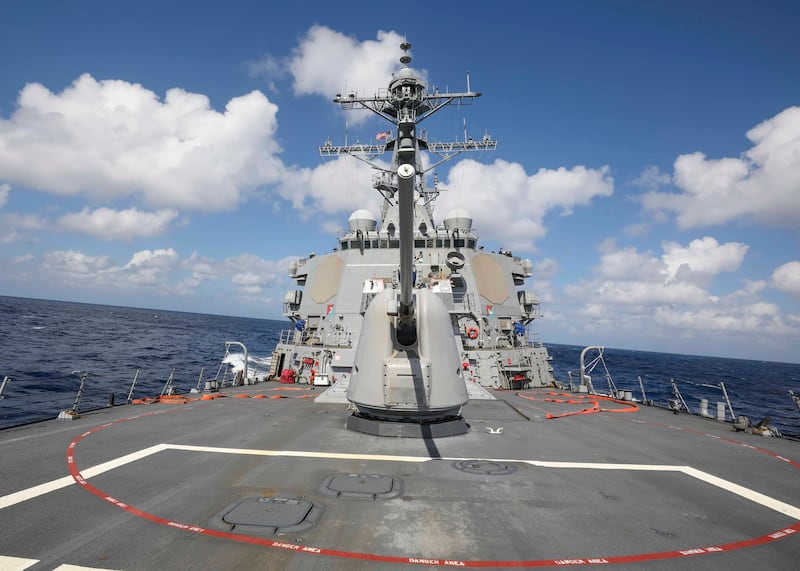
[{"left": 466, "top": 327, "right": 479, "bottom": 339}]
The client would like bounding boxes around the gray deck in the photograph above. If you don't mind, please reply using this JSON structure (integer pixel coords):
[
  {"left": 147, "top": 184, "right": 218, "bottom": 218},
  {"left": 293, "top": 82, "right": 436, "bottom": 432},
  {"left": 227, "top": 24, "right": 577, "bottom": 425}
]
[{"left": 1, "top": 384, "right": 798, "bottom": 570}]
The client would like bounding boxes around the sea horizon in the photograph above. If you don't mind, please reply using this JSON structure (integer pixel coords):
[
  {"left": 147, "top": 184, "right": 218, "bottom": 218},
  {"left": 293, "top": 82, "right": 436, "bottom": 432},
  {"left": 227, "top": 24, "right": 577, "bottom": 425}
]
[{"left": 2, "top": 294, "right": 797, "bottom": 366}]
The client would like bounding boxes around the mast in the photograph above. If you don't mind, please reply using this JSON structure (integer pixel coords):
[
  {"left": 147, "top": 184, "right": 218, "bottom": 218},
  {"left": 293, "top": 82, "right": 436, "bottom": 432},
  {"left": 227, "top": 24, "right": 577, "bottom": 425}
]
[{"left": 322, "top": 42, "right": 495, "bottom": 337}]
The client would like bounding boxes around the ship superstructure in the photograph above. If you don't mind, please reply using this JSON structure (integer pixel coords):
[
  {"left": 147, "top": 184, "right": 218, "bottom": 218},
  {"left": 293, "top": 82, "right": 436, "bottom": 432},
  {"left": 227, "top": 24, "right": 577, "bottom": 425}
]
[{"left": 270, "top": 43, "right": 555, "bottom": 414}]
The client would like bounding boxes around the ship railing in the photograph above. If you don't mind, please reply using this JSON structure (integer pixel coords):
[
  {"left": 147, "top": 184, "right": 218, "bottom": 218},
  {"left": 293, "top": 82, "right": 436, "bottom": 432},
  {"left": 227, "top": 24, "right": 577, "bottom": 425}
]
[
  {"left": 526, "top": 331, "right": 544, "bottom": 347},
  {"left": 280, "top": 327, "right": 352, "bottom": 348},
  {"left": 278, "top": 329, "right": 296, "bottom": 345},
  {"left": 278, "top": 328, "right": 312, "bottom": 345},
  {"left": 492, "top": 350, "right": 533, "bottom": 389}
]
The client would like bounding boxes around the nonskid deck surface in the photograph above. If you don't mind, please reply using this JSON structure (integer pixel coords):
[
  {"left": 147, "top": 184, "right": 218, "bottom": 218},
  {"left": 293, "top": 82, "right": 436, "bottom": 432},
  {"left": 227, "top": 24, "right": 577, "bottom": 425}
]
[{"left": 1, "top": 384, "right": 798, "bottom": 570}]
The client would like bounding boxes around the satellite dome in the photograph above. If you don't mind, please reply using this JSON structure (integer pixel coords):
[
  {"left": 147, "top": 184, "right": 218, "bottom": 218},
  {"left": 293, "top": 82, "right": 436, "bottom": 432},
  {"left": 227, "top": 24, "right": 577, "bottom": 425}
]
[
  {"left": 389, "top": 67, "right": 426, "bottom": 91},
  {"left": 443, "top": 209, "right": 473, "bottom": 233},
  {"left": 348, "top": 209, "right": 378, "bottom": 232}
]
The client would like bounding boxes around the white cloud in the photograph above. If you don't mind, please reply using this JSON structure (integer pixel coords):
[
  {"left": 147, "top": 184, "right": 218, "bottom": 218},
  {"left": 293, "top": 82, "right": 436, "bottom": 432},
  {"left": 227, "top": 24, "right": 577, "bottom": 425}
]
[
  {"left": 533, "top": 258, "right": 560, "bottom": 281},
  {"left": 632, "top": 165, "right": 671, "bottom": 191},
  {"left": 278, "top": 156, "right": 381, "bottom": 216},
  {"left": 57, "top": 207, "right": 178, "bottom": 239},
  {"left": 42, "top": 250, "right": 114, "bottom": 279},
  {"left": 246, "top": 54, "right": 285, "bottom": 93},
  {"left": 0, "top": 212, "right": 47, "bottom": 243},
  {"left": 641, "top": 106, "right": 800, "bottom": 228},
  {"left": 9, "top": 247, "right": 294, "bottom": 304},
  {"left": 0, "top": 74, "right": 282, "bottom": 212},
  {"left": 123, "top": 248, "right": 177, "bottom": 269},
  {"left": 182, "top": 252, "right": 219, "bottom": 280},
  {"left": 120, "top": 248, "right": 179, "bottom": 286},
  {"left": 568, "top": 237, "right": 747, "bottom": 305},
  {"left": 653, "top": 302, "right": 793, "bottom": 335},
  {"left": 772, "top": 261, "right": 800, "bottom": 296},
  {"left": 224, "top": 253, "right": 290, "bottom": 297},
  {"left": 288, "top": 26, "right": 407, "bottom": 100},
  {"left": 661, "top": 236, "right": 747, "bottom": 285},
  {"left": 439, "top": 159, "right": 614, "bottom": 251},
  {"left": 175, "top": 252, "right": 220, "bottom": 294},
  {"left": 623, "top": 221, "right": 651, "bottom": 237},
  {"left": 559, "top": 238, "right": 798, "bottom": 340},
  {"left": 0, "top": 183, "right": 9, "bottom": 208}
]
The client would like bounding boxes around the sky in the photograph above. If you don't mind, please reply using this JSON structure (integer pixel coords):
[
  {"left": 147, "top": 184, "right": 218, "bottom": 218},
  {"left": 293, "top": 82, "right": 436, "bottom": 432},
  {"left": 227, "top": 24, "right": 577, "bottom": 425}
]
[{"left": 1, "top": 1, "right": 799, "bottom": 363}]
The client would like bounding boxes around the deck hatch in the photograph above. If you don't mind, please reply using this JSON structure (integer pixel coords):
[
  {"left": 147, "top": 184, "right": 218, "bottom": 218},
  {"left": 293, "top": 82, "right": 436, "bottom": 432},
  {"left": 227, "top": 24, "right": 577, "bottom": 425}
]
[
  {"left": 214, "top": 496, "right": 322, "bottom": 534},
  {"left": 319, "top": 473, "right": 403, "bottom": 500}
]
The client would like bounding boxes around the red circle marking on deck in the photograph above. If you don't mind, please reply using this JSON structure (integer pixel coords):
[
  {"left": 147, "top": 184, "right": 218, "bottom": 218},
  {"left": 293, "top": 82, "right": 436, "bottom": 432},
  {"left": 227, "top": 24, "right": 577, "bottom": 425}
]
[{"left": 66, "top": 406, "right": 800, "bottom": 567}]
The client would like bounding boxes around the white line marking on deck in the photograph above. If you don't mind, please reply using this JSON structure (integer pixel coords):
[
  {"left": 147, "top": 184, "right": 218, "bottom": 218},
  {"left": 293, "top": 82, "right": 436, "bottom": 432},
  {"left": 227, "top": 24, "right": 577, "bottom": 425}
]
[
  {"left": 164, "top": 444, "right": 800, "bottom": 520},
  {"left": 681, "top": 466, "right": 800, "bottom": 520},
  {"left": 0, "top": 555, "right": 38, "bottom": 570},
  {"left": 54, "top": 565, "right": 119, "bottom": 570},
  {"left": 0, "top": 444, "right": 168, "bottom": 510},
  {"left": 3, "top": 443, "right": 799, "bottom": 524},
  {"left": 166, "top": 444, "right": 431, "bottom": 463}
]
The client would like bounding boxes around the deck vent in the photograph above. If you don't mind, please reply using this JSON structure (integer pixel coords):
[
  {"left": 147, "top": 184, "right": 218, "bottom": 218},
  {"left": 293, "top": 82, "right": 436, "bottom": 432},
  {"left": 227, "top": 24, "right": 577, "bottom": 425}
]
[
  {"left": 451, "top": 460, "right": 518, "bottom": 476},
  {"left": 319, "top": 473, "right": 403, "bottom": 500},
  {"left": 212, "top": 496, "right": 322, "bottom": 535}
]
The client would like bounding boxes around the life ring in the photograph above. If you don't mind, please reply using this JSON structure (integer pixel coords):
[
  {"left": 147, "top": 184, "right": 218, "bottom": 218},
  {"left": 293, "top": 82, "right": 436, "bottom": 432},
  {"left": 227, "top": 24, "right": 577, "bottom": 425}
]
[{"left": 466, "top": 327, "right": 479, "bottom": 340}]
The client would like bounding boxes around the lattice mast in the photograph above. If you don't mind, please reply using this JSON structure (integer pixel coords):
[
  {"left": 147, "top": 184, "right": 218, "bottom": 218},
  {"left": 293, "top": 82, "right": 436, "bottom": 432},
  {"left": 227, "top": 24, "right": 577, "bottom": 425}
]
[{"left": 321, "top": 42, "right": 495, "bottom": 333}]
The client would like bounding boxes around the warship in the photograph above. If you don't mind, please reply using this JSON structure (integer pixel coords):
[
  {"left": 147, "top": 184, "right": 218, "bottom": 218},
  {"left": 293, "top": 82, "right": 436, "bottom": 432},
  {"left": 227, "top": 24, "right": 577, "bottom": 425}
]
[{"left": 0, "top": 43, "right": 798, "bottom": 570}]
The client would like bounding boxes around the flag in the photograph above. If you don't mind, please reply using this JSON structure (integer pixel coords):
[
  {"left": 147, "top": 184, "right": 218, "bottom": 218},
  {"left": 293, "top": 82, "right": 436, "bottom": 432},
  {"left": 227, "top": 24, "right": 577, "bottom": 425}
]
[{"left": 376, "top": 130, "right": 391, "bottom": 141}]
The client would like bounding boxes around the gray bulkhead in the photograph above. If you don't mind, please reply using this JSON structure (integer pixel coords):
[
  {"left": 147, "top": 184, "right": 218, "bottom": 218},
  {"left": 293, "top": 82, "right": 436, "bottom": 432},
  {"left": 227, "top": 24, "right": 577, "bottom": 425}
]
[{"left": 272, "top": 219, "right": 555, "bottom": 390}]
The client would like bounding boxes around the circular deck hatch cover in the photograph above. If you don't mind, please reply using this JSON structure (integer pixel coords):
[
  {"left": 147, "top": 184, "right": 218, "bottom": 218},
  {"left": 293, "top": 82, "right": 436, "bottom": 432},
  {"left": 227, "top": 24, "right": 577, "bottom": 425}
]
[{"left": 452, "top": 460, "right": 518, "bottom": 476}]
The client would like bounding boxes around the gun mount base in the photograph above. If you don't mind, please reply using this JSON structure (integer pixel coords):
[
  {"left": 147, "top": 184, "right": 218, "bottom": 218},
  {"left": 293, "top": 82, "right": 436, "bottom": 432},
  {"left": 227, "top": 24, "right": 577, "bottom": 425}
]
[{"left": 346, "top": 412, "right": 469, "bottom": 437}]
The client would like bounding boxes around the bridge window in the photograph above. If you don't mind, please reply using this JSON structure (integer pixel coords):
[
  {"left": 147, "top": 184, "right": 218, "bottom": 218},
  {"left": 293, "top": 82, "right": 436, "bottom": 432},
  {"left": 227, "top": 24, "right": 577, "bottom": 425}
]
[{"left": 414, "top": 239, "right": 425, "bottom": 248}]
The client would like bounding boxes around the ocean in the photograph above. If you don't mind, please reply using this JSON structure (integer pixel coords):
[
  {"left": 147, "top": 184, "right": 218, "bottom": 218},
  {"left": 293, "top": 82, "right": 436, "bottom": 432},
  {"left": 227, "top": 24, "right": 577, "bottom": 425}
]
[{"left": 1, "top": 295, "right": 798, "bottom": 437}]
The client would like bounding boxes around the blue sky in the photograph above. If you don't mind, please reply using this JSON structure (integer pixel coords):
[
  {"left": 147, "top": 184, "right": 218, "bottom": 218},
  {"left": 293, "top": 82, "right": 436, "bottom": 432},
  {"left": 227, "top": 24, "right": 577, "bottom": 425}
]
[{"left": 1, "top": 1, "right": 799, "bottom": 363}]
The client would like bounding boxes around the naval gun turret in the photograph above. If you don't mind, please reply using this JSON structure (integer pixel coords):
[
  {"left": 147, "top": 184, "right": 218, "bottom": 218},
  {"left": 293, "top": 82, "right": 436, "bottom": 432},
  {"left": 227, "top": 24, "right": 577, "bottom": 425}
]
[{"left": 336, "top": 43, "right": 486, "bottom": 436}]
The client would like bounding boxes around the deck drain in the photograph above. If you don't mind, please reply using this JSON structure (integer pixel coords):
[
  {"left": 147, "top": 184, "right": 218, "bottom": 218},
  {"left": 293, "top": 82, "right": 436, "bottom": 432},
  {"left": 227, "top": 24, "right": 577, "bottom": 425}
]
[
  {"left": 211, "top": 496, "right": 322, "bottom": 535},
  {"left": 319, "top": 473, "right": 403, "bottom": 500},
  {"left": 451, "top": 460, "right": 518, "bottom": 476}
]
